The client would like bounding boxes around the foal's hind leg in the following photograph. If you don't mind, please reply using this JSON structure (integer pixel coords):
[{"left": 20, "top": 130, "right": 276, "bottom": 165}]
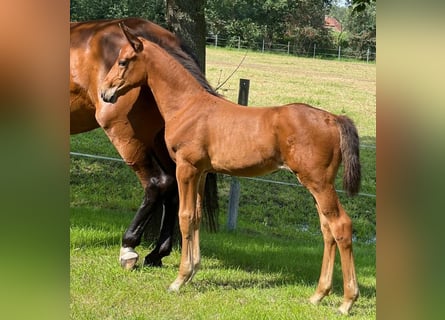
[
  {"left": 309, "top": 185, "right": 359, "bottom": 315},
  {"left": 309, "top": 209, "right": 337, "bottom": 305}
]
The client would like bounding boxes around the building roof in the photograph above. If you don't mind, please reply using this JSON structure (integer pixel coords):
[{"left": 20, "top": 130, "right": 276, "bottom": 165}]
[{"left": 324, "top": 16, "right": 342, "bottom": 32}]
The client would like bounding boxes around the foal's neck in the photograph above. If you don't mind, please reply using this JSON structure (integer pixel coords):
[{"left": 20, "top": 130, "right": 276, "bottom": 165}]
[{"left": 144, "top": 41, "right": 207, "bottom": 121}]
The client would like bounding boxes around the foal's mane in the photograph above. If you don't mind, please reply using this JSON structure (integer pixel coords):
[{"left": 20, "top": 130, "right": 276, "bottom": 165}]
[{"left": 121, "top": 18, "right": 219, "bottom": 97}]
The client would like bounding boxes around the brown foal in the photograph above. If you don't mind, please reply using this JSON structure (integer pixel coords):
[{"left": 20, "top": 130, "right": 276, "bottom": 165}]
[{"left": 101, "top": 23, "right": 361, "bottom": 315}]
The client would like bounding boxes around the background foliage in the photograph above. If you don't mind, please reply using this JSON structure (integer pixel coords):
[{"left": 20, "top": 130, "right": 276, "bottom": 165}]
[{"left": 70, "top": 0, "right": 376, "bottom": 60}]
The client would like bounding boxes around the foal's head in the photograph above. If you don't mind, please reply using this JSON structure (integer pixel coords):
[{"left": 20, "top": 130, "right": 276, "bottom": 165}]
[{"left": 101, "top": 23, "right": 147, "bottom": 104}]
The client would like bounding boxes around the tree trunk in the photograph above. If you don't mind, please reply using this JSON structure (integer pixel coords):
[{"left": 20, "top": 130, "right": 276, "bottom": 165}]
[{"left": 166, "top": 0, "right": 207, "bottom": 74}]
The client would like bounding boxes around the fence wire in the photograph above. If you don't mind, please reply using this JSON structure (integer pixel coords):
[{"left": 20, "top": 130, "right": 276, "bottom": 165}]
[
  {"left": 206, "top": 35, "right": 376, "bottom": 62},
  {"left": 70, "top": 150, "right": 376, "bottom": 198}
]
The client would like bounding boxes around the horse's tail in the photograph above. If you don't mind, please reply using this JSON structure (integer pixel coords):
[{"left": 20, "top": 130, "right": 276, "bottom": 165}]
[{"left": 336, "top": 115, "right": 361, "bottom": 196}]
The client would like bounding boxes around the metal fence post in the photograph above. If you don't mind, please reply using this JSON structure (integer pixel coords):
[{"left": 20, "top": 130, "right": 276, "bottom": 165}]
[{"left": 227, "top": 79, "right": 250, "bottom": 231}]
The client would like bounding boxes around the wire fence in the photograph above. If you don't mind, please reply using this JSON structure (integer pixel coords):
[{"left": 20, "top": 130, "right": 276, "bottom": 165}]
[
  {"left": 70, "top": 149, "right": 375, "bottom": 199},
  {"left": 206, "top": 35, "right": 376, "bottom": 62},
  {"left": 70, "top": 146, "right": 375, "bottom": 241}
]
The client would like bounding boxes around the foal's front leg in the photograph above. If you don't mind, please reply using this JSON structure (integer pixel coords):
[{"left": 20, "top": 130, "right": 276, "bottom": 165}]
[
  {"left": 168, "top": 162, "right": 201, "bottom": 292},
  {"left": 187, "top": 173, "right": 207, "bottom": 280}
]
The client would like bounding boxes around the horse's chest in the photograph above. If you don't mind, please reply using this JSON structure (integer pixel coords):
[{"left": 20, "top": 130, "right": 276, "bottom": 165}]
[{"left": 165, "top": 121, "right": 206, "bottom": 163}]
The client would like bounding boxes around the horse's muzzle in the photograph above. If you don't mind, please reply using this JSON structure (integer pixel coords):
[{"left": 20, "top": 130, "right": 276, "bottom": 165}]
[{"left": 100, "top": 88, "right": 118, "bottom": 104}]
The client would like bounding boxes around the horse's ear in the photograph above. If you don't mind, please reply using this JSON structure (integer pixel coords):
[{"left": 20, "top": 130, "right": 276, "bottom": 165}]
[{"left": 119, "top": 22, "right": 143, "bottom": 53}]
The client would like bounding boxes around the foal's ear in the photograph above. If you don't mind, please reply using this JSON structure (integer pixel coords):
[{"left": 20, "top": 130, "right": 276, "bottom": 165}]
[{"left": 119, "top": 22, "right": 143, "bottom": 53}]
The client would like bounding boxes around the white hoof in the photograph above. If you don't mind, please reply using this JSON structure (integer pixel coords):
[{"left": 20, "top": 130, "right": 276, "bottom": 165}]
[
  {"left": 167, "top": 279, "right": 182, "bottom": 292},
  {"left": 338, "top": 301, "right": 353, "bottom": 315},
  {"left": 119, "top": 247, "right": 139, "bottom": 270},
  {"left": 309, "top": 293, "right": 324, "bottom": 305}
]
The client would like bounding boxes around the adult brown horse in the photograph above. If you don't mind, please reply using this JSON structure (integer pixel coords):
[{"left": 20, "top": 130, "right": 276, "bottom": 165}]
[
  {"left": 70, "top": 18, "right": 219, "bottom": 269},
  {"left": 101, "top": 23, "right": 362, "bottom": 315}
]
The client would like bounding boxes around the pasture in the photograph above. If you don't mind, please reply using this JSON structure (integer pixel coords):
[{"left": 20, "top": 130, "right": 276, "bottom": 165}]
[{"left": 70, "top": 46, "right": 376, "bottom": 319}]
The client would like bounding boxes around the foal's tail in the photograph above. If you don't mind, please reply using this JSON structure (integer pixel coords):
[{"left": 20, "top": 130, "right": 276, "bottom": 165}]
[{"left": 336, "top": 116, "right": 361, "bottom": 196}]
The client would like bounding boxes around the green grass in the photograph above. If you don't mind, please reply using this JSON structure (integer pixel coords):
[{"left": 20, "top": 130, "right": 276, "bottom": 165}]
[
  {"left": 206, "top": 47, "right": 376, "bottom": 139},
  {"left": 70, "top": 47, "right": 376, "bottom": 318},
  {"left": 71, "top": 207, "right": 375, "bottom": 319}
]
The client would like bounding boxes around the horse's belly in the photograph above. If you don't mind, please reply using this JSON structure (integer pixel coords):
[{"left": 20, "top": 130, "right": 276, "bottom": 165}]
[{"left": 209, "top": 146, "right": 281, "bottom": 177}]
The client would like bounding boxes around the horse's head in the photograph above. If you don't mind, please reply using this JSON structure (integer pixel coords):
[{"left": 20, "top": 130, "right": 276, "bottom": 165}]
[{"left": 101, "top": 23, "right": 146, "bottom": 104}]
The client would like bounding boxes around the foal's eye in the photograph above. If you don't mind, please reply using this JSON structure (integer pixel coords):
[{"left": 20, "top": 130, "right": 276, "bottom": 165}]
[{"left": 118, "top": 60, "right": 128, "bottom": 67}]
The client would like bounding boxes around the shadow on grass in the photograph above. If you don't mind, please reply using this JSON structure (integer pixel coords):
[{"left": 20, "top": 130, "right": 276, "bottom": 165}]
[
  {"left": 70, "top": 207, "right": 129, "bottom": 248},
  {"left": 71, "top": 190, "right": 375, "bottom": 301},
  {"left": 198, "top": 230, "right": 375, "bottom": 299}
]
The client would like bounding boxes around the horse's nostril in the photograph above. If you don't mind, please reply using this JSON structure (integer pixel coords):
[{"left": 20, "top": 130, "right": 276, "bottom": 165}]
[{"left": 100, "top": 90, "right": 111, "bottom": 103}]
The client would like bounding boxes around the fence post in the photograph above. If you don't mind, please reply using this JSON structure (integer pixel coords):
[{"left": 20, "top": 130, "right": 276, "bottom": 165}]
[
  {"left": 366, "top": 47, "right": 370, "bottom": 63},
  {"left": 313, "top": 43, "right": 316, "bottom": 58},
  {"left": 262, "top": 39, "right": 265, "bottom": 53},
  {"left": 215, "top": 34, "right": 218, "bottom": 48},
  {"left": 338, "top": 46, "right": 341, "bottom": 60},
  {"left": 227, "top": 79, "right": 250, "bottom": 231},
  {"left": 238, "top": 36, "right": 241, "bottom": 50},
  {"left": 287, "top": 41, "right": 290, "bottom": 54}
]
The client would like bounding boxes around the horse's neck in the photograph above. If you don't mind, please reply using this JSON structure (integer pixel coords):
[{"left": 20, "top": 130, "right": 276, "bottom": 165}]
[{"left": 145, "top": 44, "right": 206, "bottom": 121}]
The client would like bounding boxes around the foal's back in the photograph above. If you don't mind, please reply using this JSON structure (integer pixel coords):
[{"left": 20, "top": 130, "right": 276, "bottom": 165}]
[{"left": 183, "top": 98, "right": 342, "bottom": 177}]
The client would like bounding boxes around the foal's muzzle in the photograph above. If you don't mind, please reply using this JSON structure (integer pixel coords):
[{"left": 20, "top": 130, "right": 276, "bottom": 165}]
[{"left": 100, "top": 88, "right": 118, "bottom": 104}]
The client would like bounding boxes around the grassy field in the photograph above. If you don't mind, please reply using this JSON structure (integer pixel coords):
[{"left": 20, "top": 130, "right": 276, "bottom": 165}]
[
  {"left": 70, "top": 46, "right": 376, "bottom": 319},
  {"left": 206, "top": 47, "right": 376, "bottom": 140}
]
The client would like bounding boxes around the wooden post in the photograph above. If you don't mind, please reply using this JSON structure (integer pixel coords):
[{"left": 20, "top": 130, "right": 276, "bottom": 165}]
[
  {"left": 237, "top": 79, "right": 250, "bottom": 106},
  {"left": 227, "top": 79, "right": 250, "bottom": 231}
]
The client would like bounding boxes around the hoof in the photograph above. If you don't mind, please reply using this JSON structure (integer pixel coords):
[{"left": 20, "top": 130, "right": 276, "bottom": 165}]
[
  {"left": 167, "top": 284, "right": 180, "bottom": 293},
  {"left": 143, "top": 255, "right": 163, "bottom": 267},
  {"left": 338, "top": 300, "right": 354, "bottom": 315},
  {"left": 309, "top": 293, "right": 324, "bottom": 305},
  {"left": 119, "top": 247, "right": 139, "bottom": 270},
  {"left": 167, "top": 279, "right": 183, "bottom": 293}
]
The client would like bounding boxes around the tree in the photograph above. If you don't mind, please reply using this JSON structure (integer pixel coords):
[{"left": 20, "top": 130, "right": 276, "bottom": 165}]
[
  {"left": 206, "top": 0, "right": 333, "bottom": 52},
  {"left": 70, "top": 0, "right": 166, "bottom": 25},
  {"left": 350, "top": 0, "right": 376, "bottom": 13},
  {"left": 345, "top": 0, "right": 376, "bottom": 59},
  {"left": 166, "top": 0, "right": 207, "bottom": 73}
]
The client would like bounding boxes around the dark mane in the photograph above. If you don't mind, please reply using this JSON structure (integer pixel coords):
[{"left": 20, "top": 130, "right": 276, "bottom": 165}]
[
  {"left": 120, "top": 18, "right": 220, "bottom": 97},
  {"left": 162, "top": 44, "right": 219, "bottom": 97}
]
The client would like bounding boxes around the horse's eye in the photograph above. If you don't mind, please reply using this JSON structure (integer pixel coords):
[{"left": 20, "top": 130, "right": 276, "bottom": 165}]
[{"left": 118, "top": 60, "right": 128, "bottom": 67}]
